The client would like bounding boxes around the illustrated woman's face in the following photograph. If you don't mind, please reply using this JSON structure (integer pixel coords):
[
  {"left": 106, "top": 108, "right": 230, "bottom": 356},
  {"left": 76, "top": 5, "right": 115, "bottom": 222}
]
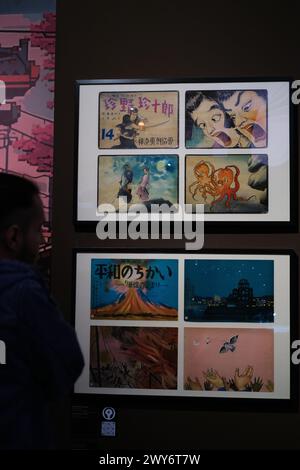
[
  {"left": 222, "top": 91, "right": 267, "bottom": 146},
  {"left": 191, "top": 98, "right": 239, "bottom": 147},
  {"left": 191, "top": 99, "right": 225, "bottom": 138}
]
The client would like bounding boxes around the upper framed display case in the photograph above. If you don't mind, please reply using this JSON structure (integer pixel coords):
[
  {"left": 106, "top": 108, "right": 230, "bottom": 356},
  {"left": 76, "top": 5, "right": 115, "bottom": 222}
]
[{"left": 74, "top": 78, "right": 297, "bottom": 233}]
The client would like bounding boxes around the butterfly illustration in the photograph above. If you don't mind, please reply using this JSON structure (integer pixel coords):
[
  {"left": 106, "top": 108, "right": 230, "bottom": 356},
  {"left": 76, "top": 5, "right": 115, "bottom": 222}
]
[{"left": 219, "top": 335, "right": 239, "bottom": 353}]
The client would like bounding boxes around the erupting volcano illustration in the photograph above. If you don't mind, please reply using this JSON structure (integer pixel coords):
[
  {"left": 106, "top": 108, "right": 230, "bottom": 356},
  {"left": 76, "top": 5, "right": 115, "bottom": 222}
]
[
  {"left": 91, "top": 287, "right": 178, "bottom": 320},
  {"left": 90, "top": 258, "right": 178, "bottom": 320}
]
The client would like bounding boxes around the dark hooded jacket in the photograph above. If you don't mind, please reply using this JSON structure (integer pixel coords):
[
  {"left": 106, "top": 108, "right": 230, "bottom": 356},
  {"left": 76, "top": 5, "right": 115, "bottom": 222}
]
[{"left": 0, "top": 260, "right": 84, "bottom": 449}]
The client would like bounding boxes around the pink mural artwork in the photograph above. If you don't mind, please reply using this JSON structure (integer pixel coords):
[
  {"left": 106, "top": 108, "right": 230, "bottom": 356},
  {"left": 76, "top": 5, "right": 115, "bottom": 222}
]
[
  {"left": 184, "top": 327, "right": 274, "bottom": 392},
  {"left": 31, "top": 12, "right": 56, "bottom": 110},
  {"left": 12, "top": 123, "right": 54, "bottom": 172},
  {"left": 0, "top": 7, "right": 56, "bottom": 278}
]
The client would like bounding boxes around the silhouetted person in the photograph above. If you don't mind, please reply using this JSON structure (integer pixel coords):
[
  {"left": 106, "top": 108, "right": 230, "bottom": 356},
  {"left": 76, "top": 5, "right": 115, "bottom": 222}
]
[{"left": 0, "top": 173, "right": 84, "bottom": 449}]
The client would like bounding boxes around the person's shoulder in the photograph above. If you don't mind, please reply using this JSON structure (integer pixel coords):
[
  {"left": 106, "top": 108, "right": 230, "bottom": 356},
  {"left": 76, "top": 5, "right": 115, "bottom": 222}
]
[
  {"left": 17, "top": 266, "right": 54, "bottom": 307},
  {"left": 18, "top": 266, "right": 46, "bottom": 289},
  {"left": 17, "top": 270, "right": 60, "bottom": 324},
  {"left": 0, "top": 259, "right": 45, "bottom": 294}
]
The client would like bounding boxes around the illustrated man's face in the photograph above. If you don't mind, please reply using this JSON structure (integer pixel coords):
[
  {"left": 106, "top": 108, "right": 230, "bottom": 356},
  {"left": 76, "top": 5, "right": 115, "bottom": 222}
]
[
  {"left": 130, "top": 112, "right": 138, "bottom": 122},
  {"left": 222, "top": 91, "right": 267, "bottom": 146}
]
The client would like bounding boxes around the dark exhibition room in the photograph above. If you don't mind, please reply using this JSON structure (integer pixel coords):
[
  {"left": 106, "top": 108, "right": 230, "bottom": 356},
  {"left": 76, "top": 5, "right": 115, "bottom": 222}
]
[{"left": 0, "top": 0, "right": 300, "bottom": 461}]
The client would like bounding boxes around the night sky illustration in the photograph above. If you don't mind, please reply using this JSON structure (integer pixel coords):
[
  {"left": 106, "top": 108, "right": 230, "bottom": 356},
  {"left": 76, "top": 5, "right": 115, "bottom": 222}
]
[
  {"left": 185, "top": 260, "right": 274, "bottom": 298},
  {"left": 108, "top": 155, "right": 178, "bottom": 186}
]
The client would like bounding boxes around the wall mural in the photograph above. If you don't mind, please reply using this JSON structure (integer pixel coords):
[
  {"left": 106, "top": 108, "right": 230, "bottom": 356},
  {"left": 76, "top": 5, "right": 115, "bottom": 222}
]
[{"left": 0, "top": 0, "right": 56, "bottom": 279}]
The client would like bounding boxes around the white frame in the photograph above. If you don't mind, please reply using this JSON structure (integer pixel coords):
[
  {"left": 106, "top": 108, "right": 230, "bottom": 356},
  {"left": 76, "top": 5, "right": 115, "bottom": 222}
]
[
  {"left": 75, "top": 79, "right": 294, "bottom": 229},
  {"left": 74, "top": 251, "right": 292, "bottom": 401}
]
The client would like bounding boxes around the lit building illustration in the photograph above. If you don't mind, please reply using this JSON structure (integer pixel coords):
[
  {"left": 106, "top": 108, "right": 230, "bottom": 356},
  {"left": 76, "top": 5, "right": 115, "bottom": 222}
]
[{"left": 227, "top": 279, "right": 254, "bottom": 307}]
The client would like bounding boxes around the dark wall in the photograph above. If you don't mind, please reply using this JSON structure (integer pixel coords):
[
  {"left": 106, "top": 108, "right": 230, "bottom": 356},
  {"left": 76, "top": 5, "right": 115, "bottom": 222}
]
[{"left": 52, "top": 0, "right": 300, "bottom": 449}]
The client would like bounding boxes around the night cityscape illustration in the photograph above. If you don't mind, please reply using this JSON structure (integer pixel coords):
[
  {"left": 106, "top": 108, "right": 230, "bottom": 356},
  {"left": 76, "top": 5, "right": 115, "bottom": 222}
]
[{"left": 185, "top": 260, "right": 274, "bottom": 322}]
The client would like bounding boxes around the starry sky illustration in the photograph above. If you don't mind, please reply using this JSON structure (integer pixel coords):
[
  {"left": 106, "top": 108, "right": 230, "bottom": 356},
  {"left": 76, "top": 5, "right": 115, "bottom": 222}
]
[{"left": 185, "top": 260, "right": 274, "bottom": 298}]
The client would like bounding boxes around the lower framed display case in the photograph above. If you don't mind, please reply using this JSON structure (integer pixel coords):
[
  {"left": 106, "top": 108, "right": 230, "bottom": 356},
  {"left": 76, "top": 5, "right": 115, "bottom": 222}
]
[{"left": 72, "top": 249, "right": 298, "bottom": 411}]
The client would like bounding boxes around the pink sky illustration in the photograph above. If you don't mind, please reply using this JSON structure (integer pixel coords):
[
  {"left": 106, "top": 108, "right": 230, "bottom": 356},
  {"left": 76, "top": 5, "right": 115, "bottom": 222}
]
[{"left": 184, "top": 327, "right": 274, "bottom": 386}]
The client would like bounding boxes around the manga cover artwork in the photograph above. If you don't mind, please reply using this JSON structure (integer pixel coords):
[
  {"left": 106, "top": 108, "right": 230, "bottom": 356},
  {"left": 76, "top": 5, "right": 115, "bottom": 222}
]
[
  {"left": 99, "top": 91, "right": 179, "bottom": 149},
  {"left": 184, "top": 259, "right": 274, "bottom": 322},
  {"left": 185, "top": 155, "right": 268, "bottom": 213},
  {"left": 185, "top": 90, "right": 267, "bottom": 148},
  {"left": 98, "top": 155, "right": 178, "bottom": 210},
  {"left": 90, "top": 259, "right": 178, "bottom": 320},
  {"left": 184, "top": 328, "right": 274, "bottom": 392},
  {"left": 90, "top": 326, "right": 178, "bottom": 389}
]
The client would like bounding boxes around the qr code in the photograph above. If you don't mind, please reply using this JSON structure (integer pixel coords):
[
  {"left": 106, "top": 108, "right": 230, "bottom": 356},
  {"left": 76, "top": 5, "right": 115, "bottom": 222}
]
[{"left": 101, "top": 421, "right": 116, "bottom": 437}]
